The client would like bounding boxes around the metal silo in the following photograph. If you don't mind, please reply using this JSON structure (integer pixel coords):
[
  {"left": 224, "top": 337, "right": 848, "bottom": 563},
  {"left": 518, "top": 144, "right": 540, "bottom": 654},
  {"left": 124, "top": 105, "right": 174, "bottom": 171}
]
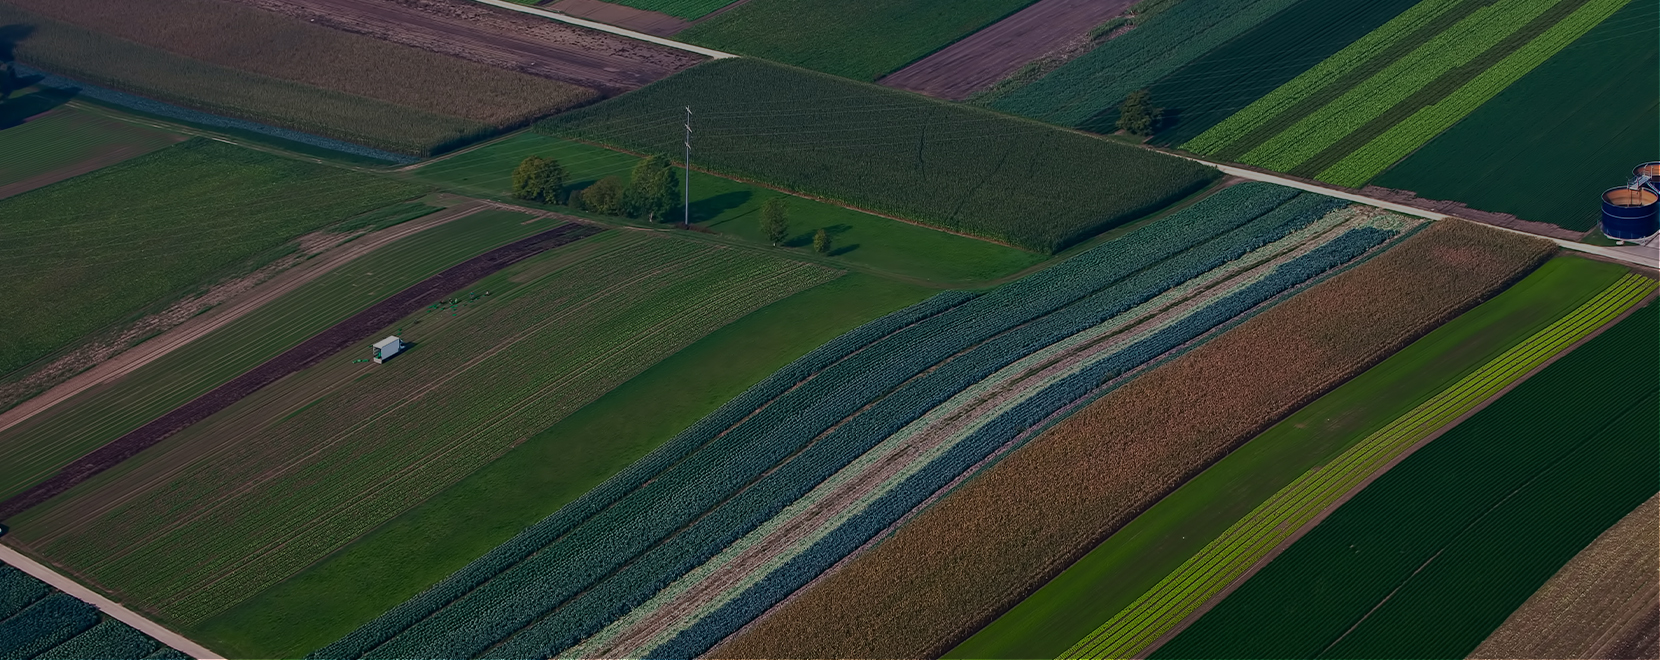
[
  {"left": 1635, "top": 162, "right": 1660, "bottom": 179},
  {"left": 1601, "top": 186, "right": 1659, "bottom": 241}
]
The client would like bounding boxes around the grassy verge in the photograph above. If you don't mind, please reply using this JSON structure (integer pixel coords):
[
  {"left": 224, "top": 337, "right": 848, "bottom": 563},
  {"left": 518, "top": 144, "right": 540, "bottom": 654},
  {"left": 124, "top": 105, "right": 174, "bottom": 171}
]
[{"left": 185, "top": 273, "right": 931, "bottom": 658}]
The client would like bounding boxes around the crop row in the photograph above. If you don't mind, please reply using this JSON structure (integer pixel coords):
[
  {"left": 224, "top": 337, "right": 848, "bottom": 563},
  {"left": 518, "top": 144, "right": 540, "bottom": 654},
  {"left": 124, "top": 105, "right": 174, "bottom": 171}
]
[
  {"left": 1239, "top": 0, "right": 1565, "bottom": 172},
  {"left": 317, "top": 182, "right": 1305, "bottom": 658},
  {"left": 1181, "top": 0, "right": 1468, "bottom": 155},
  {"left": 1068, "top": 273, "right": 1657, "bottom": 659},
  {"left": 1314, "top": 0, "right": 1630, "bottom": 186},
  {"left": 0, "top": 566, "right": 182, "bottom": 660},
  {"left": 991, "top": 0, "right": 1302, "bottom": 128}
]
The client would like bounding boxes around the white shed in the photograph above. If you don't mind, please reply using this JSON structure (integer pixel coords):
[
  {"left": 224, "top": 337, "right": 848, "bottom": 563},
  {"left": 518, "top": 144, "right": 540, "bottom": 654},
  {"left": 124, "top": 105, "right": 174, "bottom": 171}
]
[{"left": 373, "top": 336, "right": 403, "bottom": 363}]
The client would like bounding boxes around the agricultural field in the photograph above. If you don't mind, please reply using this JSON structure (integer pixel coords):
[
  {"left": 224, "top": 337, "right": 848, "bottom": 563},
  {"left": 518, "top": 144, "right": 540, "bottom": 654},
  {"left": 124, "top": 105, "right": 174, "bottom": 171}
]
[
  {"left": 591, "top": 0, "right": 738, "bottom": 20},
  {"left": 949, "top": 255, "right": 1634, "bottom": 659},
  {"left": 1183, "top": 0, "right": 1638, "bottom": 187},
  {"left": 7, "top": 231, "right": 837, "bottom": 630},
  {"left": 1155, "top": 303, "right": 1659, "bottom": 659},
  {"left": 715, "top": 220, "right": 1554, "bottom": 659},
  {"left": 320, "top": 182, "right": 1425, "bottom": 660},
  {"left": 678, "top": 0, "right": 1039, "bottom": 81},
  {"left": 0, "top": 565, "right": 187, "bottom": 659},
  {"left": 541, "top": 59, "right": 1219, "bottom": 253},
  {"left": 409, "top": 132, "right": 1046, "bottom": 285},
  {"left": 1371, "top": 0, "right": 1659, "bottom": 232},
  {"left": 1471, "top": 494, "right": 1659, "bottom": 660},
  {"left": 0, "top": 92, "right": 183, "bottom": 199},
  {"left": 0, "top": 138, "right": 423, "bottom": 388}
]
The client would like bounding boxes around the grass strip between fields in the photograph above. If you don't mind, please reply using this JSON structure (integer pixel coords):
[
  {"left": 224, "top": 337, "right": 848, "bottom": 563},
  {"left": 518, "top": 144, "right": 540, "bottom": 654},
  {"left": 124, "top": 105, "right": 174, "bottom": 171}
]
[{"left": 1063, "top": 272, "right": 1656, "bottom": 659}]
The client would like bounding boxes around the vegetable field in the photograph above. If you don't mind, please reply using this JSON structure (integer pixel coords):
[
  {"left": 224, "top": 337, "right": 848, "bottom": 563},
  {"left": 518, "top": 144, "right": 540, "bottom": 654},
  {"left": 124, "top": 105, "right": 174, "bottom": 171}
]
[
  {"left": 949, "top": 254, "right": 1627, "bottom": 659},
  {"left": 0, "top": 102, "right": 182, "bottom": 198},
  {"left": 10, "top": 231, "right": 836, "bottom": 627},
  {"left": 0, "top": 139, "right": 423, "bottom": 386},
  {"left": 717, "top": 220, "right": 1553, "bottom": 660},
  {"left": 1371, "top": 0, "right": 1658, "bottom": 232},
  {"left": 1155, "top": 303, "right": 1660, "bottom": 659},
  {"left": 541, "top": 59, "right": 1219, "bottom": 253},
  {"left": 317, "top": 182, "right": 1415, "bottom": 660},
  {"left": 0, "top": 565, "right": 185, "bottom": 660},
  {"left": 679, "top": 0, "right": 1038, "bottom": 80}
]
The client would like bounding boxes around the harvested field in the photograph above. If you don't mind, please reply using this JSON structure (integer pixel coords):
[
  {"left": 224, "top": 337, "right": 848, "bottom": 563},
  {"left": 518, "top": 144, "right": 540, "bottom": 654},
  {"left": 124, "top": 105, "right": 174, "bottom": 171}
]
[
  {"left": 711, "top": 220, "right": 1553, "bottom": 660},
  {"left": 9, "top": 231, "right": 838, "bottom": 627},
  {"left": 543, "top": 0, "right": 692, "bottom": 36},
  {"left": 238, "top": 0, "right": 703, "bottom": 93},
  {"left": 0, "top": 223, "right": 602, "bottom": 521},
  {"left": 880, "top": 0, "right": 1136, "bottom": 101},
  {"left": 1471, "top": 494, "right": 1659, "bottom": 660},
  {"left": 0, "top": 98, "right": 184, "bottom": 200}
]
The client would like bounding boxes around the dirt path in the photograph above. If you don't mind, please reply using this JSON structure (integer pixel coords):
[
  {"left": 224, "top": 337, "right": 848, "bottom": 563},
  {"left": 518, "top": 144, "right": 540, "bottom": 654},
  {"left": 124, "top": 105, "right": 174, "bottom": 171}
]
[
  {"left": 468, "top": 0, "right": 734, "bottom": 59},
  {"left": 0, "top": 544, "right": 222, "bottom": 659},
  {"left": 0, "top": 201, "right": 488, "bottom": 439},
  {"left": 881, "top": 0, "right": 1134, "bottom": 100}
]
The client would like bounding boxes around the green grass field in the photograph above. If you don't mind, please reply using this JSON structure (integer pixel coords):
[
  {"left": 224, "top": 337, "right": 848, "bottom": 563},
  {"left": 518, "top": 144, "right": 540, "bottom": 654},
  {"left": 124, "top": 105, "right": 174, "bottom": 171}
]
[
  {"left": 1371, "top": 0, "right": 1658, "bottom": 232},
  {"left": 679, "top": 0, "right": 1036, "bottom": 80},
  {"left": 183, "top": 273, "right": 930, "bottom": 658},
  {"left": 0, "top": 94, "right": 181, "bottom": 195},
  {"left": 947, "top": 255, "right": 1630, "bottom": 660},
  {"left": 600, "top": 0, "right": 739, "bottom": 19},
  {"left": 0, "top": 138, "right": 424, "bottom": 381},
  {"left": 411, "top": 132, "right": 1046, "bottom": 285},
  {"left": 540, "top": 59, "right": 1218, "bottom": 253},
  {"left": 1154, "top": 302, "right": 1659, "bottom": 659}
]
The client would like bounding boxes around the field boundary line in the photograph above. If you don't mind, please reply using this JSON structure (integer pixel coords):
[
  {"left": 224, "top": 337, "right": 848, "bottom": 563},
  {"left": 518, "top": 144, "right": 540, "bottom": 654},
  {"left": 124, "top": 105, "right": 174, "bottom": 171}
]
[
  {"left": 0, "top": 544, "right": 222, "bottom": 659},
  {"left": 466, "top": 0, "right": 735, "bottom": 59}
]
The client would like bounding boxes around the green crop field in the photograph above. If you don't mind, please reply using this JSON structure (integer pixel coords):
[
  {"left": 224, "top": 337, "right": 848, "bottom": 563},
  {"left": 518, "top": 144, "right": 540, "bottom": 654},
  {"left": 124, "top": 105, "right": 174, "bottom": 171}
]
[
  {"left": 600, "top": 0, "right": 740, "bottom": 19},
  {"left": 679, "top": 0, "right": 1036, "bottom": 80},
  {"left": 1155, "top": 302, "right": 1660, "bottom": 659},
  {"left": 410, "top": 132, "right": 1046, "bottom": 285},
  {"left": 0, "top": 95, "right": 181, "bottom": 196},
  {"left": 1372, "top": 0, "right": 1658, "bottom": 232},
  {"left": 0, "top": 138, "right": 423, "bottom": 382},
  {"left": 185, "top": 273, "right": 930, "bottom": 659},
  {"left": 540, "top": 59, "right": 1218, "bottom": 253},
  {"left": 946, "top": 255, "right": 1630, "bottom": 659},
  {"left": 10, "top": 231, "right": 838, "bottom": 629}
]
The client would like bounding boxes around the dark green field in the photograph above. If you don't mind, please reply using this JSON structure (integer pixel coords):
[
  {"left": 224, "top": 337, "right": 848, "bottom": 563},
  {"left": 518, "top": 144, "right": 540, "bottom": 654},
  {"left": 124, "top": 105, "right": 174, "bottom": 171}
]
[
  {"left": 679, "top": 0, "right": 1036, "bottom": 80},
  {"left": 0, "top": 94, "right": 181, "bottom": 197},
  {"left": 1371, "top": 0, "right": 1659, "bottom": 232},
  {"left": 540, "top": 59, "right": 1218, "bottom": 253},
  {"left": 0, "top": 138, "right": 423, "bottom": 378},
  {"left": 1155, "top": 302, "right": 1659, "bottom": 659}
]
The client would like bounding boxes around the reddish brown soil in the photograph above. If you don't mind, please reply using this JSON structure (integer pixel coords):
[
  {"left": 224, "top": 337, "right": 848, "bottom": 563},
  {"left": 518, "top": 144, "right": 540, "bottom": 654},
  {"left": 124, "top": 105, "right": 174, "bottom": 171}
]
[
  {"left": 879, "top": 0, "right": 1135, "bottom": 100},
  {"left": 0, "top": 222, "right": 602, "bottom": 521},
  {"left": 545, "top": 0, "right": 690, "bottom": 36},
  {"left": 236, "top": 0, "right": 704, "bottom": 94}
]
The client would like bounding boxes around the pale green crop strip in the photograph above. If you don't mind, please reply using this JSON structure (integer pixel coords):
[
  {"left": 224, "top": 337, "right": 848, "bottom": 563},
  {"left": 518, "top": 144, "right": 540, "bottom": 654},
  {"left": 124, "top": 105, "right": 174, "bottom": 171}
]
[
  {"left": 1316, "top": 0, "right": 1632, "bottom": 186},
  {"left": 1181, "top": 0, "right": 1468, "bottom": 155},
  {"left": 1061, "top": 274, "right": 1656, "bottom": 660},
  {"left": 1239, "top": 0, "right": 1564, "bottom": 172}
]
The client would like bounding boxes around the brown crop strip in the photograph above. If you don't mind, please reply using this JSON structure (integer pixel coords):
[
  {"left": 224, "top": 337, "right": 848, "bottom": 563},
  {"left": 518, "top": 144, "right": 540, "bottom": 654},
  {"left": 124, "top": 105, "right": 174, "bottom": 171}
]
[{"left": 0, "top": 222, "right": 603, "bottom": 521}]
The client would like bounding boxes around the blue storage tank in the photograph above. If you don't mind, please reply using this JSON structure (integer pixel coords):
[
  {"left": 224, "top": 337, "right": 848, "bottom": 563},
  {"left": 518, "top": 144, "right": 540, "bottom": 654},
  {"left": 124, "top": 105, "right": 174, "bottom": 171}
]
[
  {"left": 1635, "top": 162, "right": 1660, "bottom": 180},
  {"left": 1601, "top": 187, "right": 1659, "bottom": 241}
]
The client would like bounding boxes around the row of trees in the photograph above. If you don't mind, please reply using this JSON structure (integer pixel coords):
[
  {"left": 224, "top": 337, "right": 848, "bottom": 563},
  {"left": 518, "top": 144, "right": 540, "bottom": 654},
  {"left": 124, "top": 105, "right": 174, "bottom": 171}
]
[
  {"left": 512, "top": 154, "right": 680, "bottom": 222},
  {"left": 760, "top": 197, "right": 833, "bottom": 255}
]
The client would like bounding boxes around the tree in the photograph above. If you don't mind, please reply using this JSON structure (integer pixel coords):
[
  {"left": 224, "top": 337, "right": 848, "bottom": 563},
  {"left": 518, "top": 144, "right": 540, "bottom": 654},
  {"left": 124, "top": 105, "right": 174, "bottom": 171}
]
[
  {"left": 624, "top": 154, "right": 680, "bottom": 223},
  {"left": 1116, "top": 89, "right": 1163, "bottom": 137},
  {"left": 812, "top": 228, "right": 832, "bottom": 255},
  {"left": 761, "top": 197, "right": 789, "bottom": 246},
  {"left": 581, "top": 176, "right": 625, "bottom": 216},
  {"left": 511, "top": 155, "right": 565, "bottom": 204}
]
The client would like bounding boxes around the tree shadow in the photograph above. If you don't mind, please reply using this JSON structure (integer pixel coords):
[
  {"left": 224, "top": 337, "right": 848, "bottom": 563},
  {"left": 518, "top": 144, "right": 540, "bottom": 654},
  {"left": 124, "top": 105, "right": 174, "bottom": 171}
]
[
  {"left": 0, "top": 24, "right": 33, "bottom": 62},
  {"left": 829, "top": 243, "right": 860, "bottom": 257},
  {"left": 785, "top": 224, "right": 856, "bottom": 253},
  {"left": 690, "top": 190, "right": 753, "bottom": 225},
  {"left": 0, "top": 86, "right": 73, "bottom": 129}
]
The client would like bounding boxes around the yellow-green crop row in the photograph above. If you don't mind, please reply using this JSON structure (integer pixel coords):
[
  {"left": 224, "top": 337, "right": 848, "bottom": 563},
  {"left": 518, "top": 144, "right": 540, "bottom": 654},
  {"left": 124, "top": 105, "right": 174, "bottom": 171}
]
[{"left": 1060, "top": 272, "right": 1656, "bottom": 660}]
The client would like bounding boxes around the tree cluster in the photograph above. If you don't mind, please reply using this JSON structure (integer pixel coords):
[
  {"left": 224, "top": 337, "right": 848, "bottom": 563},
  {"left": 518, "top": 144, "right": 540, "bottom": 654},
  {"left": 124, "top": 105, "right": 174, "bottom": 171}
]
[
  {"left": 511, "top": 154, "right": 680, "bottom": 222},
  {"left": 1116, "top": 89, "right": 1164, "bottom": 137}
]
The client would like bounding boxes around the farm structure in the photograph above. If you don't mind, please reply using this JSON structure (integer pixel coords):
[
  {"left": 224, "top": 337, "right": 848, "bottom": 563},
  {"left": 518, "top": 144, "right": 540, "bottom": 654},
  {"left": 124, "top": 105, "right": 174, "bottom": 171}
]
[
  {"left": 949, "top": 255, "right": 1632, "bottom": 659},
  {"left": 541, "top": 58, "right": 1219, "bottom": 253},
  {"left": 4, "top": 230, "right": 837, "bottom": 633},
  {"left": 0, "top": 565, "right": 188, "bottom": 660},
  {"left": 1155, "top": 303, "right": 1659, "bottom": 659},
  {"left": 715, "top": 220, "right": 1553, "bottom": 660},
  {"left": 318, "top": 182, "right": 1422, "bottom": 660},
  {"left": 371, "top": 336, "right": 403, "bottom": 364}
]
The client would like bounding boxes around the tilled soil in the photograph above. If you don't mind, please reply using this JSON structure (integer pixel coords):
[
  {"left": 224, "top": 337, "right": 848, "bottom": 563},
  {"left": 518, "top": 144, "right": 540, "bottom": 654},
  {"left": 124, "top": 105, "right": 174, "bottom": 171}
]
[
  {"left": 0, "top": 222, "right": 602, "bottom": 521},
  {"left": 236, "top": 0, "right": 704, "bottom": 93}
]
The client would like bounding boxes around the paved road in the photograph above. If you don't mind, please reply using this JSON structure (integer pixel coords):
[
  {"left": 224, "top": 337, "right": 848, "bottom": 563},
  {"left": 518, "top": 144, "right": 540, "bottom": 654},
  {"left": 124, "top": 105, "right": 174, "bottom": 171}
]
[
  {"left": 1175, "top": 154, "right": 1660, "bottom": 270},
  {"left": 0, "top": 544, "right": 222, "bottom": 659},
  {"left": 469, "top": 0, "right": 735, "bottom": 58}
]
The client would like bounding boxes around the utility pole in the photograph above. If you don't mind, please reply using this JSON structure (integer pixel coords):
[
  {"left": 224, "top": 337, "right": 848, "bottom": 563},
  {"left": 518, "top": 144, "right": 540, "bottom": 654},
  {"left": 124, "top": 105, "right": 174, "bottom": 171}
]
[{"left": 683, "top": 106, "right": 692, "bottom": 229}]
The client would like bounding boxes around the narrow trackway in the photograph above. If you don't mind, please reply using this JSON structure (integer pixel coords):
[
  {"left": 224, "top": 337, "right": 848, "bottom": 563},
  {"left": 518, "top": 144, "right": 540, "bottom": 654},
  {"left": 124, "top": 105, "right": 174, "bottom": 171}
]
[
  {"left": 467, "top": 0, "right": 736, "bottom": 59},
  {"left": 0, "top": 544, "right": 222, "bottom": 660},
  {"left": 0, "top": 201, "right": 489, "bottom": 438},
  {"left": 1170, "top": 153, "right": 1660, "bottom": 269}
]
